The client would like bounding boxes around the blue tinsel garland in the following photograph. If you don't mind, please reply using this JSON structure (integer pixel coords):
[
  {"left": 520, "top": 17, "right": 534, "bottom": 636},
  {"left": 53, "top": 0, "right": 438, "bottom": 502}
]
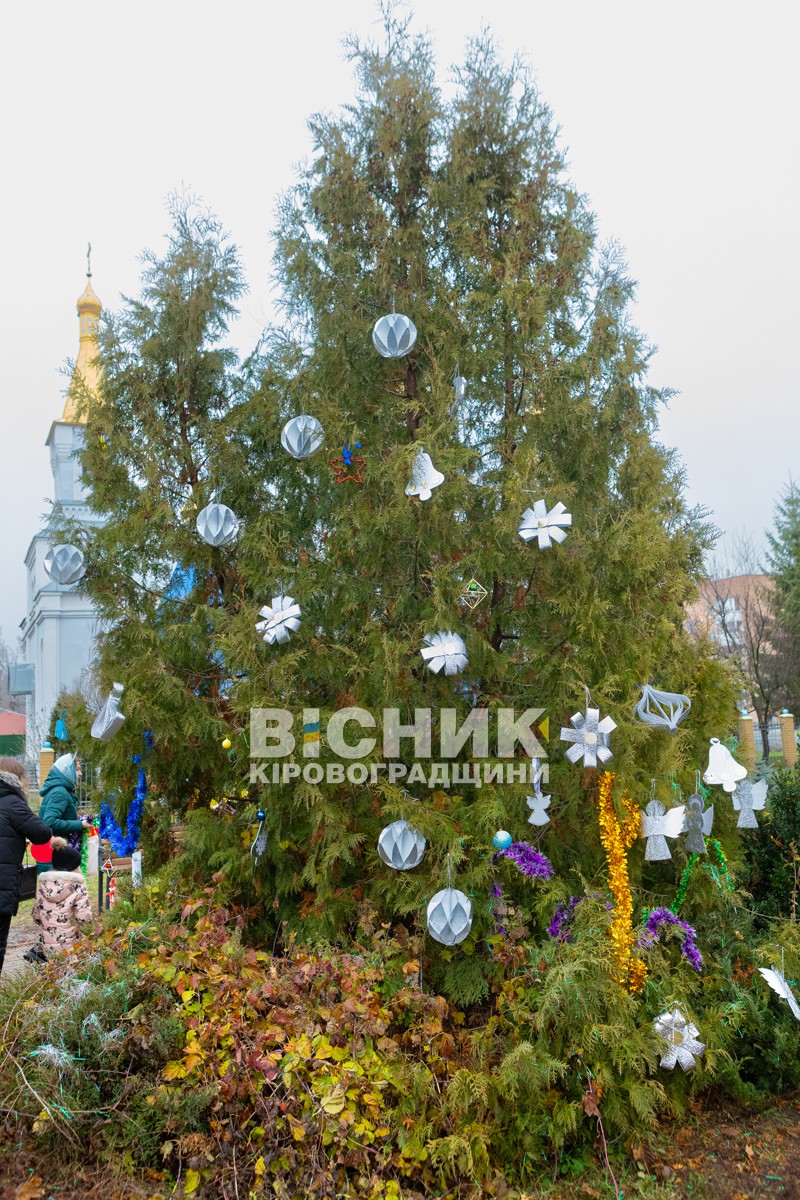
[{"left": 100, "top": 762, "right": 147, "bottom": 857}]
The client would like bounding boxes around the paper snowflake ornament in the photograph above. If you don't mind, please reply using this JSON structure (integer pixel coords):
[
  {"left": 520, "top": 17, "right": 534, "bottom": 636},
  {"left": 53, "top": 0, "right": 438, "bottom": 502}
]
[
  {"left": 372, "top": 311, "right": 417, "bottom": 358},
  {"left": 281, "top": 414, "right": 325, "bottom": 460},
  {"left": 518, "top": 500, "right": 572, "bottom": 550},
  {"left": 560, "top": 702, "right": 616, "bottom": 769},
  {"left": 44, "top": 544, "right": 86, "bottom": 586},
  {"left": 426, "top": 887, "right": 473, "bottom": 946},
  {"left": 640, "top": 799, "right": 686, "bottom": 861},
  {"left": 703, "top": 737, "right": 747, "bottom": 793},
  {"left": 683, "top": 794, "right": 714, "bottom": 855},
  {"left": 654, "top": 1008, "right": 705, "bottom": 1071},
  {"left": 731, "top": 778, "right": 768, "bottom": 829},
  {"left": 526, "top": 757, "right": 551, "bottom": 826},
  {"left": 420, "top": 631, "right": 468, "bottom": 676},
  {"left": 634, "top": 684, "right": 691, "bottom": 732},
  {"left": 460, "top": 578, "right": 488, "bottom": 610},
  {"left": 759, "top": 967, "right": 800, "bottom": 1021},
  {"left": 256, "top": 596, "right": 302, "bottom": 645},
  {"left": 405, "top": 447, "right": 445, "bottom": 501},
  {"left": 196, "top": 502, "right": 240, "bottom": 547}
]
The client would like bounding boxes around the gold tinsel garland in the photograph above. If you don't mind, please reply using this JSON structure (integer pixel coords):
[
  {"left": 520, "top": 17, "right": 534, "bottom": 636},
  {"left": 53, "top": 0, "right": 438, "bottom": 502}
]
[{"left": 597, "top": 771, "right": 647, "bottom": 993}]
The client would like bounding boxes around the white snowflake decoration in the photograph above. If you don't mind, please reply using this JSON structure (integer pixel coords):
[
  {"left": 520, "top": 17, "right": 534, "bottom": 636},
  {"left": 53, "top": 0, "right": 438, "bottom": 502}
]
[
  {"left": 518, "top": 500, "right": 572, "bottom": 550},
  {"left": 731, "top": 778, "right": 768, "bottom": 829},
  {"left": 256, "top": 596, "right": 302, "bottom": 645},
  {"left": 560, "top": 703, "right": 616, "bottom": 769},
  {"left": 420, "top": 631, "right": 468, "bottom": 676},
  {"left": 653, "top": 1008, "right": 705, "bottom": 1072}
]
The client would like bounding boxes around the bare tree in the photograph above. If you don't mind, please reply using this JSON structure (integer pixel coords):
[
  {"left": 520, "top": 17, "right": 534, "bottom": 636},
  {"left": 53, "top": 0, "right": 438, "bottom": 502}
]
[{"left": 0, "top": 628, "right": 25, "bottom": 714}]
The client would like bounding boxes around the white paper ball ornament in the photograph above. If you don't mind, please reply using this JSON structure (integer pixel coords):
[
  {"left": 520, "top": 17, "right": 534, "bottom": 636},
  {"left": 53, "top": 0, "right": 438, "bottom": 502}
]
[
  {"left": 372, "top": 312, "right": 417, "bottom": 358},
  {"left": 44, "top": 544, "right": 85, "bottom": 586},
  {"left": 196, "top": 502, "right": 240, "bottom": 547},
  {"left": 377, "top": 820, "right": 426, "bottom": 871},
  {"left": 427, "top": 887, "right": 473, "bottom": 946},
  {"left": 281, "top": 414, "right": 325, "bottom": 460}
]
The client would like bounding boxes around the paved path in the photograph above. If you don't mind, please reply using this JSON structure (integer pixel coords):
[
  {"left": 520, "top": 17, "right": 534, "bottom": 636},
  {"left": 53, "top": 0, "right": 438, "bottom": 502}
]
[{"left": 2, "top": 908, "right": 39, "bottom": 977}]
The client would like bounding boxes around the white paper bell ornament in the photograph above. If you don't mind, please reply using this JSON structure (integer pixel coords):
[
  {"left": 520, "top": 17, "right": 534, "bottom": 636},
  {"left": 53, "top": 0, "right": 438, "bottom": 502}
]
[
  {"left": 426, "top": 887, "right": 473, "bottom": 946},
  {"left": 196, "top": 502, "right": 240, "bottom": 547},
  {"left": 44, "top": 544, "right": 85, "bottom": 586},
  {"left": 372, "top": 311, "right": 417, "bottom": 358},
  {"left": 405, "top": 447, "right": 445, "bottom": 501},
  {"left": 91, "top": 683, "right": 126, "bottom": 742},
  {"left": 377, "top": 820, "right": 426, "bottom": 870},
  {"left": 281, "top": 414, "right": 325, "bottom": 460},
  {"left": 703, "top": 737, "right": 747, "bottom": 793}
]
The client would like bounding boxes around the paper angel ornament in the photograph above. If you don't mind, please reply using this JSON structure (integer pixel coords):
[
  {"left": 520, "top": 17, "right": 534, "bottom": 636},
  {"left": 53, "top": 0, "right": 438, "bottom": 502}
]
[
  {"left": 640, "top": 799, "right": 686, "bottom": 862},
  {"left": 518, "top": 500, "right": 572, "bottom": 550},
  {"left": 526, "top": 757, "right": 551, "bottom": 826},
  {"left": 683, "top": 794, "right": 714, "bottom": 855},
  {"left": 91, "top": 683, "right": 126, "bottom": 742},
  {"left": 731, "top": 778, "right": 768, "bottom": 829},
  {"left": 634, "top": 684, "right": 691, "bottom": 732},
  {"left": 703, "top": 738, "right": 747, "bottom": 793},
  {"left": 759, "top": 967, "right": 800, "bottom": 1021},
  {"left": 653, "top": 1008, "right": 705, "bottom": 1071},
  {"left": 405, "top": 447, "right": 445, "bottom": 501},
  {"left": 560, "top": 701, "right": 616, "bottom": 769},
  {"left": 420, "top": 631, "right": 468, "bottom": 676},
  {"left": 256, "top": 595, "right": 302, "bottom": 645}
]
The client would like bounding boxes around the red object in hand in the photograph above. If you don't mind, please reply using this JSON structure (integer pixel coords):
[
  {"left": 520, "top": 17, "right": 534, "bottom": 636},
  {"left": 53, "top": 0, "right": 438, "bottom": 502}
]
[{"left": 29, "top": 840, "right": 53, "bottom": 864}]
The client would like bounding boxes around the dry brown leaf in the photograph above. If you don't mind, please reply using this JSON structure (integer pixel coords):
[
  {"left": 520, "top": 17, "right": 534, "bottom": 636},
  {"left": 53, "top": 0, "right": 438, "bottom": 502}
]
[{"left": 15, "top": 1177, "right": 45, "bottom": 1200}]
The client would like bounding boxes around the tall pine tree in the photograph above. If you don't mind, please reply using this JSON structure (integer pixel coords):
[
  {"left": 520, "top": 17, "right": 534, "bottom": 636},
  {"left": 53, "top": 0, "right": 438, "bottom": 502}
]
[{"left": 767, "top": 480, "right": 800, "bottom": 714}]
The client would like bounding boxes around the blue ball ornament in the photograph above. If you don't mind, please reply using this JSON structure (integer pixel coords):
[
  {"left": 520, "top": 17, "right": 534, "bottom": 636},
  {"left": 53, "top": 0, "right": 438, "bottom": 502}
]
[{"left": 492, "top": 829, "right": 513, "bottom": 850}]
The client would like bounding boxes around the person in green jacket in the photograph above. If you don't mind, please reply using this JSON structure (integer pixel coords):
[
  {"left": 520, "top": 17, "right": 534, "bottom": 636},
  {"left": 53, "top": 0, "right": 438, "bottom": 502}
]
[{"left": 37, "top": 754, "right": 90, "bottom": 875}]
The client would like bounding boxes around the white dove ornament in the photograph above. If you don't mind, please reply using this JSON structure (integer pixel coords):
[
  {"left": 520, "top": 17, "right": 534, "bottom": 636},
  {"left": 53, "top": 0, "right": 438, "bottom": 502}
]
[{"left": 703, "top": 738, "right": 747, "bottom": 793}]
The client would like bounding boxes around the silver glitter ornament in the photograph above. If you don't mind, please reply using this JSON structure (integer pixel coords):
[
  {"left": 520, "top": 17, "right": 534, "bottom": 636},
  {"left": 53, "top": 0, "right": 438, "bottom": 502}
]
[
  {"left": 426, "top": 887, "right": 473, "bottom": 946},
  {"left": 653, "top": 1008, "right": 705, "bottom": 1071},
  {"left": 196, "top": 502, "right": 240, "bottom": 547},
  {"left": 256, "top": 596, "right": 302, "bottom": 645},
  {"left": 683, "top": 793, "right": 714, "bottom": 855},
  {"left": 372, "top": 312, "right": 417, "bottom": 358},
  {"left": 405, "top": 447, "right": 445, "bottom": 501},
  {"left": 91, "top": 683, "right": 126, "bottom": 742},
  {"left": 44, "top": 544, "right": 85, "bottom": 586},
  {"left": 732, "top": 778, "right": 768, "bottom": 828},
  {"left": 251, "top": 810, "right": 268, "bottom": 863},
  {"left": 377, "top": 819, "right": 426, "bottom": 870},
  {"left": 560, "top": 693, "right": 616, "bottom": 769},
  {"left": 518, "top": 500, "right": 572, "bottom": 550},
  {"left": 420, "top": 631, "right": 468, "bottom": 676},
  {"left": 281, "top": 414, "right": 325, "bottom": 460},
  {"left": 634, "top": 684, "right": 691, "bottom": 732},
  {"left": 703, "top": 738, "right": 747, "bottom": 794},
  {"left": 640, "top": 798, "right": 685, "bottom": 861}
]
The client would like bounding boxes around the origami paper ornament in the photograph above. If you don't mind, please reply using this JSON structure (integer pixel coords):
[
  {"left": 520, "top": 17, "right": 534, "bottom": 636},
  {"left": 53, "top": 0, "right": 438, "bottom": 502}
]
[
  {"left": 377, "top": 820, "right": 426, "bottom": 871},
  {"left": 44, "top": 544, "right": 85, "bottom": 586},
  {"left": 250, "top": 810, "right": 268, "bottom": 863},
  {"left": 281, "top": 414, "right": 325, "bottom": 460},
  {"left": 372, "top": 311, "right": 417, "bottom": 358},
  {"left": 91, "top": 683, "right": 126, "bottom": 742},
  {"left": 640, "top": 797, "right": 686, "bottom": 862},
  {"left": 560, "top": 694, "right": 616, "bottom": 769},
  {"left": 492, "top": 830, "right": 513, "bottom": 850},
  {"left": 703, "top": 738, "right": 747, "bottom": 793},
  {"left": 518, "top": 500, "right": 572, "bottom": 550},
  {"left": 683, "top": 793, "right": 714, "bottom": 855},
  {"left": 426, "top": 887, "right": 473, "bottom": 946},
  {"left": 420, "top": 631, "right": 468, "bottom": 676},
  {"left": 634, "top": 684, "right": 691, "bottom": 732},
  {"left": 732, "top": 778, "right": 768, "bottom": 829},
  {"left": 759, "top": 966, "right": 800, "bottom": 1021},
  {"left": 256, "top": 596, "right": 302, "bottom": 645},
  {"left": 405, "top": 447, "right": 445, "bottom": 501},
  {"left": 196, "top": 502, "right": 240, "bottom": 547},
  {"left": 526, "top": 757, "right": 551, "bottom": 826},
  {"left": 653, "top": 1008, "right": 705, "bottom": 1071}
]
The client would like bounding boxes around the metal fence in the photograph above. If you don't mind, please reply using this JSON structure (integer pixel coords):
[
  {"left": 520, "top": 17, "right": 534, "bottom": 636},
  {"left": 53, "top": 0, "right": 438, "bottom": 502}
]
[{"left": 755, "top": 720, "right": 789, "bottom": 754}]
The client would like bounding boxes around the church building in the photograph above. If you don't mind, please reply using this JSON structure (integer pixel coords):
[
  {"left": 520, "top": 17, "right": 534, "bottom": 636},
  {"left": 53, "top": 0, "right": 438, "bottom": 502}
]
[{"left": 14, "top": 267, "right": 104, "bottom": 753}]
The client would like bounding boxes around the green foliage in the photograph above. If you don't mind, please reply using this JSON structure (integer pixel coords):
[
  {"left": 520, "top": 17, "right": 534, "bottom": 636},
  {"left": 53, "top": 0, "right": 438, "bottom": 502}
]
[
  {"left": 742, "top": 764, "right": 800, "bottom": 920},
  {"left": 767, "top": 478, "right": 800, "bottom": 713}
]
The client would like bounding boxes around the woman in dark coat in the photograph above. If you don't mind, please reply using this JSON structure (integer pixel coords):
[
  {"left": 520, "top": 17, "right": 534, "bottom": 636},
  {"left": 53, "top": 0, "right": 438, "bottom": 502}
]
[
  {"left": 38, "top": 754, "right": 89, "bottom": 874},
  {"left": 0, "top": 757, "right": 52, "bottom": 974}
]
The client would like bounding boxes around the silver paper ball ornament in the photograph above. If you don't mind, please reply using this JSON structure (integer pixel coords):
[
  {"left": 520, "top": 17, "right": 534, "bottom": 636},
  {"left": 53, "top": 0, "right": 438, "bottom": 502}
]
[
  {"left": 44, "top": 544, "right": 85, "bottom": 586},
  {"left": 372, "top": 312, "right": 417, "bottom": 358},
  {"left": 426, "top": 887, "right": 473, "bottom": 946},
  {"left": 281, "top": 414, "right": 325, "bottom": 460},
  {"left": 377, "top": 819, "right": 426, "bottom": 871},
  {"left": 196, "top": 502, "right": 240, "bottom": 547}
]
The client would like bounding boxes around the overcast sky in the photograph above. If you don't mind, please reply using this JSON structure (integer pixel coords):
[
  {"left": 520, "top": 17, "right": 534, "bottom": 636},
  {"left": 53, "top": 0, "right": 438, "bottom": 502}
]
[{"left": 1, "top": 1, "right": 797, "bottom": 644}]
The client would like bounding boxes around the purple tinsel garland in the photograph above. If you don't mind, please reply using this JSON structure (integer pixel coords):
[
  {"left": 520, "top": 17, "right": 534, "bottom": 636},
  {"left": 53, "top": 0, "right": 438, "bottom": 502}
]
[
  {"left": 501, "top": 842, "right": 554, "bottom": 882},
  {"left": 637, "top": 907, "right": 703, "bottom": 972},
  {"left": 548, "top": 896, "right": 581, "bottom": 942}
]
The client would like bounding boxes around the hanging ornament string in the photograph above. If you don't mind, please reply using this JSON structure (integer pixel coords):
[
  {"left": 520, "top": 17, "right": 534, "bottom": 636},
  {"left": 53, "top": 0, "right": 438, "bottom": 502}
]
[{"left": 597, "top": 772, "right": 647, "bottom": 993}]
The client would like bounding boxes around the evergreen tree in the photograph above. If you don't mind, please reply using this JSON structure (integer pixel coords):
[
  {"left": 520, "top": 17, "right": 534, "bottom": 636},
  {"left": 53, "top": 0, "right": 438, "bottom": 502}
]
[
  {"left": 69, "top": 17, "right": 735, "bottom": 997},
  {"left": 767, "top": 479, "right": 800, "bottom": 713}
]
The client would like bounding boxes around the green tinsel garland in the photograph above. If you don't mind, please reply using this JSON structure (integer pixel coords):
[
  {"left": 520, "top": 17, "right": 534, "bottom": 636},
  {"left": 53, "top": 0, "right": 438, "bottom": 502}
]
[
  {"left": 80, "top": 829, "right": 89, "bottom": 876},
  {"left": 671, "top": 838, "right": 733, "bottom": 914}
]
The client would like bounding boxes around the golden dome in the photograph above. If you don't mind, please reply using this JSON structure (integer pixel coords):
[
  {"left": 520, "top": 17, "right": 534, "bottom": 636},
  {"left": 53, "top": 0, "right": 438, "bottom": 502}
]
[
  {"left": 62, "top": 263, "right": 103, "bottom": 423},
  {"left": 76, "top": 274, "right": 102, "bottom": 317}
]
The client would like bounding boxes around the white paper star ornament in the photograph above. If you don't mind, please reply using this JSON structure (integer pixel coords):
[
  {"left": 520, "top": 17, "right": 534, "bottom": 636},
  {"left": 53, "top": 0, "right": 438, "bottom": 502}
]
[
  {"left": 518, "top": 500, "right": 572, "bottom": 550},
  {"left": 256, "top": 595, "right": 302, "bottom": 645},
  {"left": 420, "top": 631, "right": 468, "bottom": 676},
  {"left": 560, "top": 701, "right": 616, "bottom": 768},
  {"left": 654, "top": 1008, "right": 705, "bottom": 1071}
]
